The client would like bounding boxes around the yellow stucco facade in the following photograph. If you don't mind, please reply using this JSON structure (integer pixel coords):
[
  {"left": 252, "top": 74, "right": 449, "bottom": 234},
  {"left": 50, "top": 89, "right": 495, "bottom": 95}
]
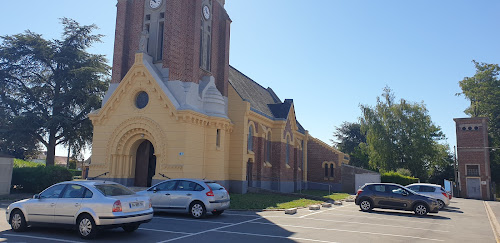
[{"left": 88, "top": 53, "right": 233, "bottom": 185}]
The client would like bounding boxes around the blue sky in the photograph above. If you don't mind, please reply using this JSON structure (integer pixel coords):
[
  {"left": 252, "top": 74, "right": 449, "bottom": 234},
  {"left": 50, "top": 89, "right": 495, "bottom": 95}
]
[{"left": 1, "top": 1, "right": 499, "bottom": 157}]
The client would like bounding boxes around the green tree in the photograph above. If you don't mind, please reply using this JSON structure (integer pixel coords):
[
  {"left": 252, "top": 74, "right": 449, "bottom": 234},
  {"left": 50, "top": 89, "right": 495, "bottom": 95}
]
[
  {"left": 0, "top": 18, "right": 109, "bottom": 164},
  {"left": 360, "top": 87, "right": 446, "bottom": 180},
  {"left": 331, "top": 122, "right": 369, "bottom": 169},
  {"left": 457, "top": 60, "right": 500, "bottom": 184}
]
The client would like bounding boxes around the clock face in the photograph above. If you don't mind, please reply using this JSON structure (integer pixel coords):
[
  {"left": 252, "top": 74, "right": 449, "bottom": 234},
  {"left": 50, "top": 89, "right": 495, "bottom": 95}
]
[
  {"left": 150, "top": 0, "right": 162, "bottom": 9},
  {"left": 203, "top": 5, "right": 210, "bottom": 20}
]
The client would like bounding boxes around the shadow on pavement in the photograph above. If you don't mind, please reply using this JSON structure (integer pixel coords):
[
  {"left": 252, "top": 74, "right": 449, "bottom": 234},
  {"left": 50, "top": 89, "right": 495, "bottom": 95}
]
[{"left": 362, "top": 209, "right": 451, "bottom": 220}]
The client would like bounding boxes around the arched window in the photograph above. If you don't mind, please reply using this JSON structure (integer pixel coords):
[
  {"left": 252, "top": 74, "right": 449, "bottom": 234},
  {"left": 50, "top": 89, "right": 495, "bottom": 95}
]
[
  {"left": 247, "top": 125, "right": 254, "bottom": 151},
  {"left": 324, "top": 163, "right": 328, "bottom": 177},
  {"left": 330, "top": 164, "right": 334, "bottom": 178},
  {"left": 286, "top": 136, "right": 290, "bottom": 165},
  {"left": 266, "top": 132, "right": 271, "bottom": 162}
]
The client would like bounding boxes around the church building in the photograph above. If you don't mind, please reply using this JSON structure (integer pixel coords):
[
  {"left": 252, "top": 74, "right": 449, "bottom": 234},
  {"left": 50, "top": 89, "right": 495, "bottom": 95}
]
[{"left": 88, "top": 0, "right": 348, "bottom": 193}]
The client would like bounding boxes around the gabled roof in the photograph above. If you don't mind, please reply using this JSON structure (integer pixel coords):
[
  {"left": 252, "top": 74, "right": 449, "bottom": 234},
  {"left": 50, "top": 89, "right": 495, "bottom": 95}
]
[{"left": 228, "top": 66, "right": 306, "bottom": 134}]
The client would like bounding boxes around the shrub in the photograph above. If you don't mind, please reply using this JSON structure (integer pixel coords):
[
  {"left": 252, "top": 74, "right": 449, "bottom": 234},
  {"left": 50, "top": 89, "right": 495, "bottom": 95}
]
[
  {"left": 13, "top": 159, "right": 44, "bottom": 168},
  {"left": 69, "top": 169, "right": 82, "bottom": 177},
  {"left": 11, "top": 166, "right": 73, "bottom": 193},
  {"left": 381, "top": 171, "right": 419, "bottom": 186}
]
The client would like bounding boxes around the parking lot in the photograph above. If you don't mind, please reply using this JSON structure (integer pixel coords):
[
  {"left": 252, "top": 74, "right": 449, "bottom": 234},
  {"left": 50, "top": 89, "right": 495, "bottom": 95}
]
[{"left": 0, "top": 198, "right": 497, "bottom": 243}]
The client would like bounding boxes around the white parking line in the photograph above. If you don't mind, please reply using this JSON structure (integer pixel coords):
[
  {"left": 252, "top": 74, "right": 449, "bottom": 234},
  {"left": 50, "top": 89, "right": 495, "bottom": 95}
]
[
  {"left": 299, "top": 204, "right": 349, "bottom": 218},
  {"left": 153, "top": 216, "right": 232, "bottom": 225},
  {"left": 249, "top": 222, "right": 445, "bottom": 242},
  {"left": 215, "top": 230, "right": 338, "bottom": 243},
  {"left": 2, "top": 233, "right": 83, "bottom": 243},
  {"left": 139, "top": 227, "right": 191, "bottom": 235},
  {"left": 260, "top": 216, "right": 449, "bottom": 233},
  {"left": 157, "top": 217, "right": 262, "bottom": 243}
]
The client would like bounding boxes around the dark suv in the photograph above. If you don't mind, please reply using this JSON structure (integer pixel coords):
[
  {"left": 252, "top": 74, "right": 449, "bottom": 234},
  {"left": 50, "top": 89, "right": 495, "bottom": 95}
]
[{"left": 355, "top": 183, "right": 439, "bottom": 216}]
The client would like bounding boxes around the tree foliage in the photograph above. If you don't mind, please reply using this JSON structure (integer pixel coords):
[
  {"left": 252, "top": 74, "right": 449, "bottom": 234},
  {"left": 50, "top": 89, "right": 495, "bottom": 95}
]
[
  {"left": 331, "top": 122, "right": 369, "bottom": 168},
  {"left": 457, "top": 60, "right": 500, "bottom": 184},
  {"left": 0, "top": 18, "right": 109, "bottom": 164},
  {"left": 359, "top": 87, "right": 446, "bottom": 180}
]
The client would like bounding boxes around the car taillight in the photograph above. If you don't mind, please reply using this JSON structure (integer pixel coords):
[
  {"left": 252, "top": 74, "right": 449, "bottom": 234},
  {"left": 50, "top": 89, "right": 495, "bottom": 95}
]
[
  {"left": 356, "top": 189, "right": 363, "bottom": 196},
  {"left": 112, "top": 200, "right": 122, "bottom": 212},
  {"left": 449, "top": 193, "right": 452, "bottom": 199},
  {"left": 149, "top": 198, "right": 152, "bottom": 208}
]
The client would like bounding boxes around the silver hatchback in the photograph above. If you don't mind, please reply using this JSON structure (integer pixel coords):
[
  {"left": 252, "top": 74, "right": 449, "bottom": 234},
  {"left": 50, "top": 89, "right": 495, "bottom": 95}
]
[
  {"left": 6, "top": 180, "right": 153, "bottom": 239},
  {"left": 137, "top": 179, "right": 230, "bottom": 218}
]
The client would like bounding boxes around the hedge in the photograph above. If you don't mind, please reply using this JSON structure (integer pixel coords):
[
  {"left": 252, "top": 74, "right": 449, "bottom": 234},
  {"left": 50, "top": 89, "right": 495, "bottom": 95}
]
[
  {"left": 11, "top": 166, "right": 73, "bottom": 193},
  {"left": 69, "top": 169, "right": 82, "bottom": 177},
  {"left": 381, "top": 171, "right": 419, "bottom": 186}
]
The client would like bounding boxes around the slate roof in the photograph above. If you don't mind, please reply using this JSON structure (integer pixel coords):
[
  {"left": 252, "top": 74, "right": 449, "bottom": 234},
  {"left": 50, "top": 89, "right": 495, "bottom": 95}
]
[{"left": 228, "top": 66, "right": 306, "bottom": 134}]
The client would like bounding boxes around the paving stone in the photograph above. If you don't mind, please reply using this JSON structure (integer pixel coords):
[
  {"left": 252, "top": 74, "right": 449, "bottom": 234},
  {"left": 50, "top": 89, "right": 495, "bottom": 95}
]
[
  {"left": 321, "top": 203, "right": 332, "bottom": 208},
  {"left": 309, "top": 205, "right": 321, "bottom": 210}
]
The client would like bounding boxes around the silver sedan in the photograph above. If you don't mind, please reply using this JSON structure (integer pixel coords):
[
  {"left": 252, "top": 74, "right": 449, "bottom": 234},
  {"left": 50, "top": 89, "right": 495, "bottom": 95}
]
[
  {"left": 137, "top": 179, "right": 230, "bottom": 218},
  {"left": 6, "top": 180, "right": 153, "bottom": 239}
]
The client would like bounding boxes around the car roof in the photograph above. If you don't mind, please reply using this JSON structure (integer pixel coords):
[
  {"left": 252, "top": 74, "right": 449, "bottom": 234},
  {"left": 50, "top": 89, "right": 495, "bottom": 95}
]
[
  {"left": 56, "top": 180, "right": 119, "bottom": 186},
  {"left": 363, "top": 183, "right": 403, "bottom": 187},
  {"left": 407, "top": 183, "right": 442, "bottom": 187}
]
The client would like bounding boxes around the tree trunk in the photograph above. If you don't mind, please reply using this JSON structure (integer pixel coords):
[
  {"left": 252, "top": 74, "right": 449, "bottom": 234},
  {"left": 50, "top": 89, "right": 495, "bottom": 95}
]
[{"left": 46, "top": 130, "right": 57, "bottom": 166}]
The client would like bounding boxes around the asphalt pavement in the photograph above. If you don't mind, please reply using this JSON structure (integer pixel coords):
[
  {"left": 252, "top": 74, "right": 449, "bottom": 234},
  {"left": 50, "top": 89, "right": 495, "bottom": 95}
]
[{"left": 0, "top": 198, "right": 498, "bottom": 242}]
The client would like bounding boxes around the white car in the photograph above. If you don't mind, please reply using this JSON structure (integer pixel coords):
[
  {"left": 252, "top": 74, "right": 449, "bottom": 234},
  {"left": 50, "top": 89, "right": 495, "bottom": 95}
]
[
  {"left": 6, "top": 180, "right": 153, "bottom": 239},
  {"left": 137, "top": 179, "right": 230, "bottom": 218},
  {"left": 406, "top": 183, "right": 451, "bottom": 209}
]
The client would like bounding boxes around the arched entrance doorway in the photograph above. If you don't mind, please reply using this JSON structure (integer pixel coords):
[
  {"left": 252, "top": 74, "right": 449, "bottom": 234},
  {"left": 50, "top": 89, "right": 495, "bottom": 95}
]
[{"left": 134, "top": 140, "right": 156, "bottom": 187}]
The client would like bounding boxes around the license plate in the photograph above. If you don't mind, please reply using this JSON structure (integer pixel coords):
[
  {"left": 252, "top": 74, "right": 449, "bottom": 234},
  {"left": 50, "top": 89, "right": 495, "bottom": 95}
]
[{"left": 129, "top": 202, "right": 144, "bottom": 208}]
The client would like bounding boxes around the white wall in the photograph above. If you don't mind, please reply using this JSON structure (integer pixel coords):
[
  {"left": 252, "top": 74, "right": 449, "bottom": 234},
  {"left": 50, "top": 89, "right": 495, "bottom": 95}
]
[{"left": 355, "top": 173, "right": 381, "bottom": 193}]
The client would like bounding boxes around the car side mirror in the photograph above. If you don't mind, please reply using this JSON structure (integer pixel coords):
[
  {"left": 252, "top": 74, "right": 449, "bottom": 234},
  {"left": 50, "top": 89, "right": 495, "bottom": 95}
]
[
  {"left": 33, "top": 194, "right": 40, "bottom": 199},
  {"left": 153, "top": 187, "right": 158, "bottom": 193},
  {"left": 402, "top": 191, "right": 409, "bottom": 196}
]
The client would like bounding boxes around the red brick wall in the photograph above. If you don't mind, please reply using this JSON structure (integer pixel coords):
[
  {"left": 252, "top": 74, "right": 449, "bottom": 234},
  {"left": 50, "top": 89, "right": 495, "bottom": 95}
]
[
  {"left": 307, "top": 138, "right": 341, "bottom": 183},
  {"left": 455, "top": 117, "right": 490, "bottom": 199},
  {"left": 111, "top": 0, "right": 231, "bottom": 96}
]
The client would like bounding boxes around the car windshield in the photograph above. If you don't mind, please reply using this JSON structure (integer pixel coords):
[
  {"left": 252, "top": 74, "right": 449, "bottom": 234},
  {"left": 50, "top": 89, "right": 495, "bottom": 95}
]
[
  {"left": 206, "top": 182, "right": 225, "bottom": 190},
  {"left": 405, "top": 187, "right": 418, "bottom": 194},
  {"left": 94, "top": 183, "right": 135, "bottom": 196}
]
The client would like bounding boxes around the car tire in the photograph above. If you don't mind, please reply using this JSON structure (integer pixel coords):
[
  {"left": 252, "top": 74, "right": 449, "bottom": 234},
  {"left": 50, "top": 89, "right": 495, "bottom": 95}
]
[
  {"left": 437, "top": 200, "right": 445, "bottom": 210},
  {"left": 359, "top": 199, "right": 373, "bottom": 212},
  {"left": 212, "top": 210, "right": 224, "bottom": 216},
  {"left": 414, "top": 203, "right": 429, "bottom": 216},
  {"left": 122, "top": 224, "right": 140, "bottom": 233},
  {"left": 10, "top": 210, "right": 27, "bottom": 232},
  {"left": 189, "top": 201, "right": 206, "bottom": 219},
  {"left": 77, "top": 214, "right": 98, "bottom": 239}
]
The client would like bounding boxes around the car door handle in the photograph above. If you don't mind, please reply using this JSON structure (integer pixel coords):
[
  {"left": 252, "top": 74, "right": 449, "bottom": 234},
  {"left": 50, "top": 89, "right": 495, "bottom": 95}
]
[
  {"left": 50, "top": 203, "right": 56, "bottom": 207},
  {"left": 165, "top": 193, "right": 170, "bottom": 195},
  {"left": 75, "top": 203, "right": 80, "bottom": 207},
  {"left": 186, "top": 193, "right": 192, "bottom": 196}
]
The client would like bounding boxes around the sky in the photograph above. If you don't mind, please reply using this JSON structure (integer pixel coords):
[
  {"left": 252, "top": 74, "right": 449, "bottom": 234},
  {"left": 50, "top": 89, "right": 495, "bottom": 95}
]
[{"left": 1, "top": 1, "right": 499, "bottom": 158}]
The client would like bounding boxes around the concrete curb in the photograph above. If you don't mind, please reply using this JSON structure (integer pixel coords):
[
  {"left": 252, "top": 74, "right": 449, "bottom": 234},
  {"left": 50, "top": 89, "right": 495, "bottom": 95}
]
[{"left": 484, "top": 201, "right": 500, "bottom": 243}]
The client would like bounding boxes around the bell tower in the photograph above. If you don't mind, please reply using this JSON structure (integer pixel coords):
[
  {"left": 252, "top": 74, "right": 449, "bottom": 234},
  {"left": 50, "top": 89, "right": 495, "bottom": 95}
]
[{"left": 108, "top": 0, "right": 231, "bottom": 117}]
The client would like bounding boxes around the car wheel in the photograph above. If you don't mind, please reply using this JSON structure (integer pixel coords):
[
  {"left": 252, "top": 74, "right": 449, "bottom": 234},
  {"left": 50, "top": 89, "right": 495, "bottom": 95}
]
[
  {"left": 189, "top": 201, "right": 206, "bottom": 219},
  {"left": 414, "top": 203, "right": 429, "bottom": 216},
  {"left": 212, "top": 210, "right": 224, "bottom": 216},
  {"left": 359, "top": 199, "right": 373, "bottom": 212},
  {"left": 437, "top": 200, "right": 445, "bottom": 210},
  {"left": 10, "top": 210, "right": 27, "bottom": 232},
  {"left": 122, "top": 224, "right": 140, "bottom": 233},
  {"left": 77, "top": 214, "right": 98, "bottom": 239}
]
